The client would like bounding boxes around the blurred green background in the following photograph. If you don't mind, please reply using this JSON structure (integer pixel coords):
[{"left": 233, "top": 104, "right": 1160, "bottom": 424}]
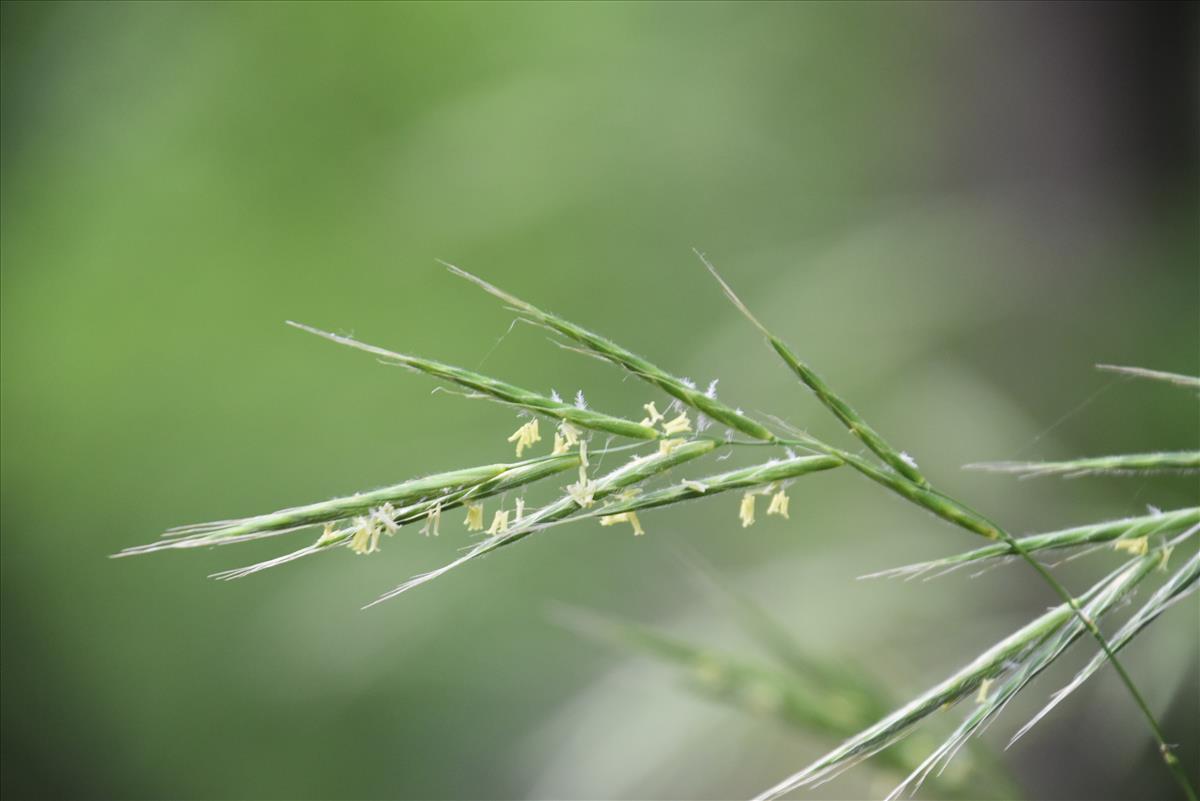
[{"left": 2, "top": 2, "right": 1197, "bottom": 799}]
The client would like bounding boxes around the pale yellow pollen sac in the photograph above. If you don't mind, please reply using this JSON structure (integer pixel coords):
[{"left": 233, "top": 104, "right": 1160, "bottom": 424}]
[
  {"left": 507, "top": 418, "right": 542, "bottom": 457},
  {"left": 514, "top": 497, "right": 526, "bottom": 520},
  {"left": 1158, "top": 544, "right": 1175, "bottom": 572},
  {"left": 552, "top": 421, "right": 581, "bottom": 455},
  {"left": 682, "top": 480, "right": 708, "bottom": 493},
  {"left": 658, "top": 438, "right": 686, "bottom": 457},
  {"left": 766, "top": 489, "right": 790, "bottom": 519},
  {"left": 640, "top": 401, "right": 665, "bottom": 427},
  {"left": 976, "top": 677, "right": 994, "bottom": 704},
  {"left": 579, "top": 439, "right": 589, "bottom": 468},
  {"left": 464, "top": 503, "right": 485, "bottom": 532},
  {"left": 739, "top": 492, "right": 757, "bottom": 528},
  {"left": 1112, "top": 536, "right": 1149, "bottom": 557},
  {"left": 487, "top": 509, "right": 510, "bottom": 536},
  {"left": 661, "top": 412, "right": 692, "bottom": 436},
  {"left": 599, "top": 511, "right": 645, "bottom": 536},
  {"left": 350, "top": 516, "right": 381, "bottom": 554},
  {"left": 420, "top": 503, "right": 442, "bottom": 537}
]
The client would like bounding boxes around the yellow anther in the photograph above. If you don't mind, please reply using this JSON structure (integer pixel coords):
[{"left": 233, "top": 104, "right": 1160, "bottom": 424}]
[
  {"left": 350, "top": 516, "right": 381, "bottom": 554},
  {"left": 1113, "top": 537, "right": 1149, "bottom": 557},
  {"left": 976, "top": 678, "right": 994, "bottom": 704},
  {"left": 464, "top": 503, "right": 485, "bottom": 532},
  {"left": 739, "top": 492, "right": 757, "bottom": 528},
  {"left": 420, "top": 502, "right": 441, "bottom": 537},
  {"left": 661, "top": 412, "right": 692, "bottom": 436},
  {"left": 640, "top": 401, "right": 665, "bottom": 427},
  {"left": 486, "top": 509, "right": 510, "bottom": 536},
  {"left": 658, "top": 438, "right": 686, "bottom": 456},
  {"left": 599, "top": 511, "right": 645, "bottom": 535},
  {"left": 507, "top": 418, "right": 541, "bottom": 457},
  {"left": 766, "top": 489, "right": 790, "bottom": 519}
]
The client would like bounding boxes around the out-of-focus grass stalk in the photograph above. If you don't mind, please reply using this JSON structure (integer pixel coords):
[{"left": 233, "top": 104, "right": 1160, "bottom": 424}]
[{"left": 552, "top": 606, "right": 1017, "bottom": 800}]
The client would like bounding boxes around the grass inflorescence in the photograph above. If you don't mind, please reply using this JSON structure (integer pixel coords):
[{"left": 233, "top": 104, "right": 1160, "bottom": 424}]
[{"left": 120, "top": 256, "right": 1199, "bottom": 800}]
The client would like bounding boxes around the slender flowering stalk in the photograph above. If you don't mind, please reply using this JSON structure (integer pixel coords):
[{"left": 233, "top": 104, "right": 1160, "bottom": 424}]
[
  {"left": 697, "top": 250, "right": 928, "bottom": 487},
  {"left": 364, "top": 439, "right": 720, "bottom": 606},
  {"left": 767, "top": 427, "right": 1003, "bottom": 540},
  {"left": 579, "top": 454, "right": 840, "bottom": 518},
  {"left": 442, "top": 262, "right": 777, "bottom": 441},
  {"left": 864, "top": 506, "right": 1200, "bottom": 580},
  {"left": 965, "top": 451, "right": 1200, "bottom": 478},
  {"left": 210, "top": 452, "right": 584, "bottom": 579},
  {"left": 288, "top": 322, "right": 659, "bottom": 441},
  {"left": 468, "top": 453, "right": 841, "bottom": 539},
  {"left": 118, "top": 455, "right": 579, "bottom": 556}
]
